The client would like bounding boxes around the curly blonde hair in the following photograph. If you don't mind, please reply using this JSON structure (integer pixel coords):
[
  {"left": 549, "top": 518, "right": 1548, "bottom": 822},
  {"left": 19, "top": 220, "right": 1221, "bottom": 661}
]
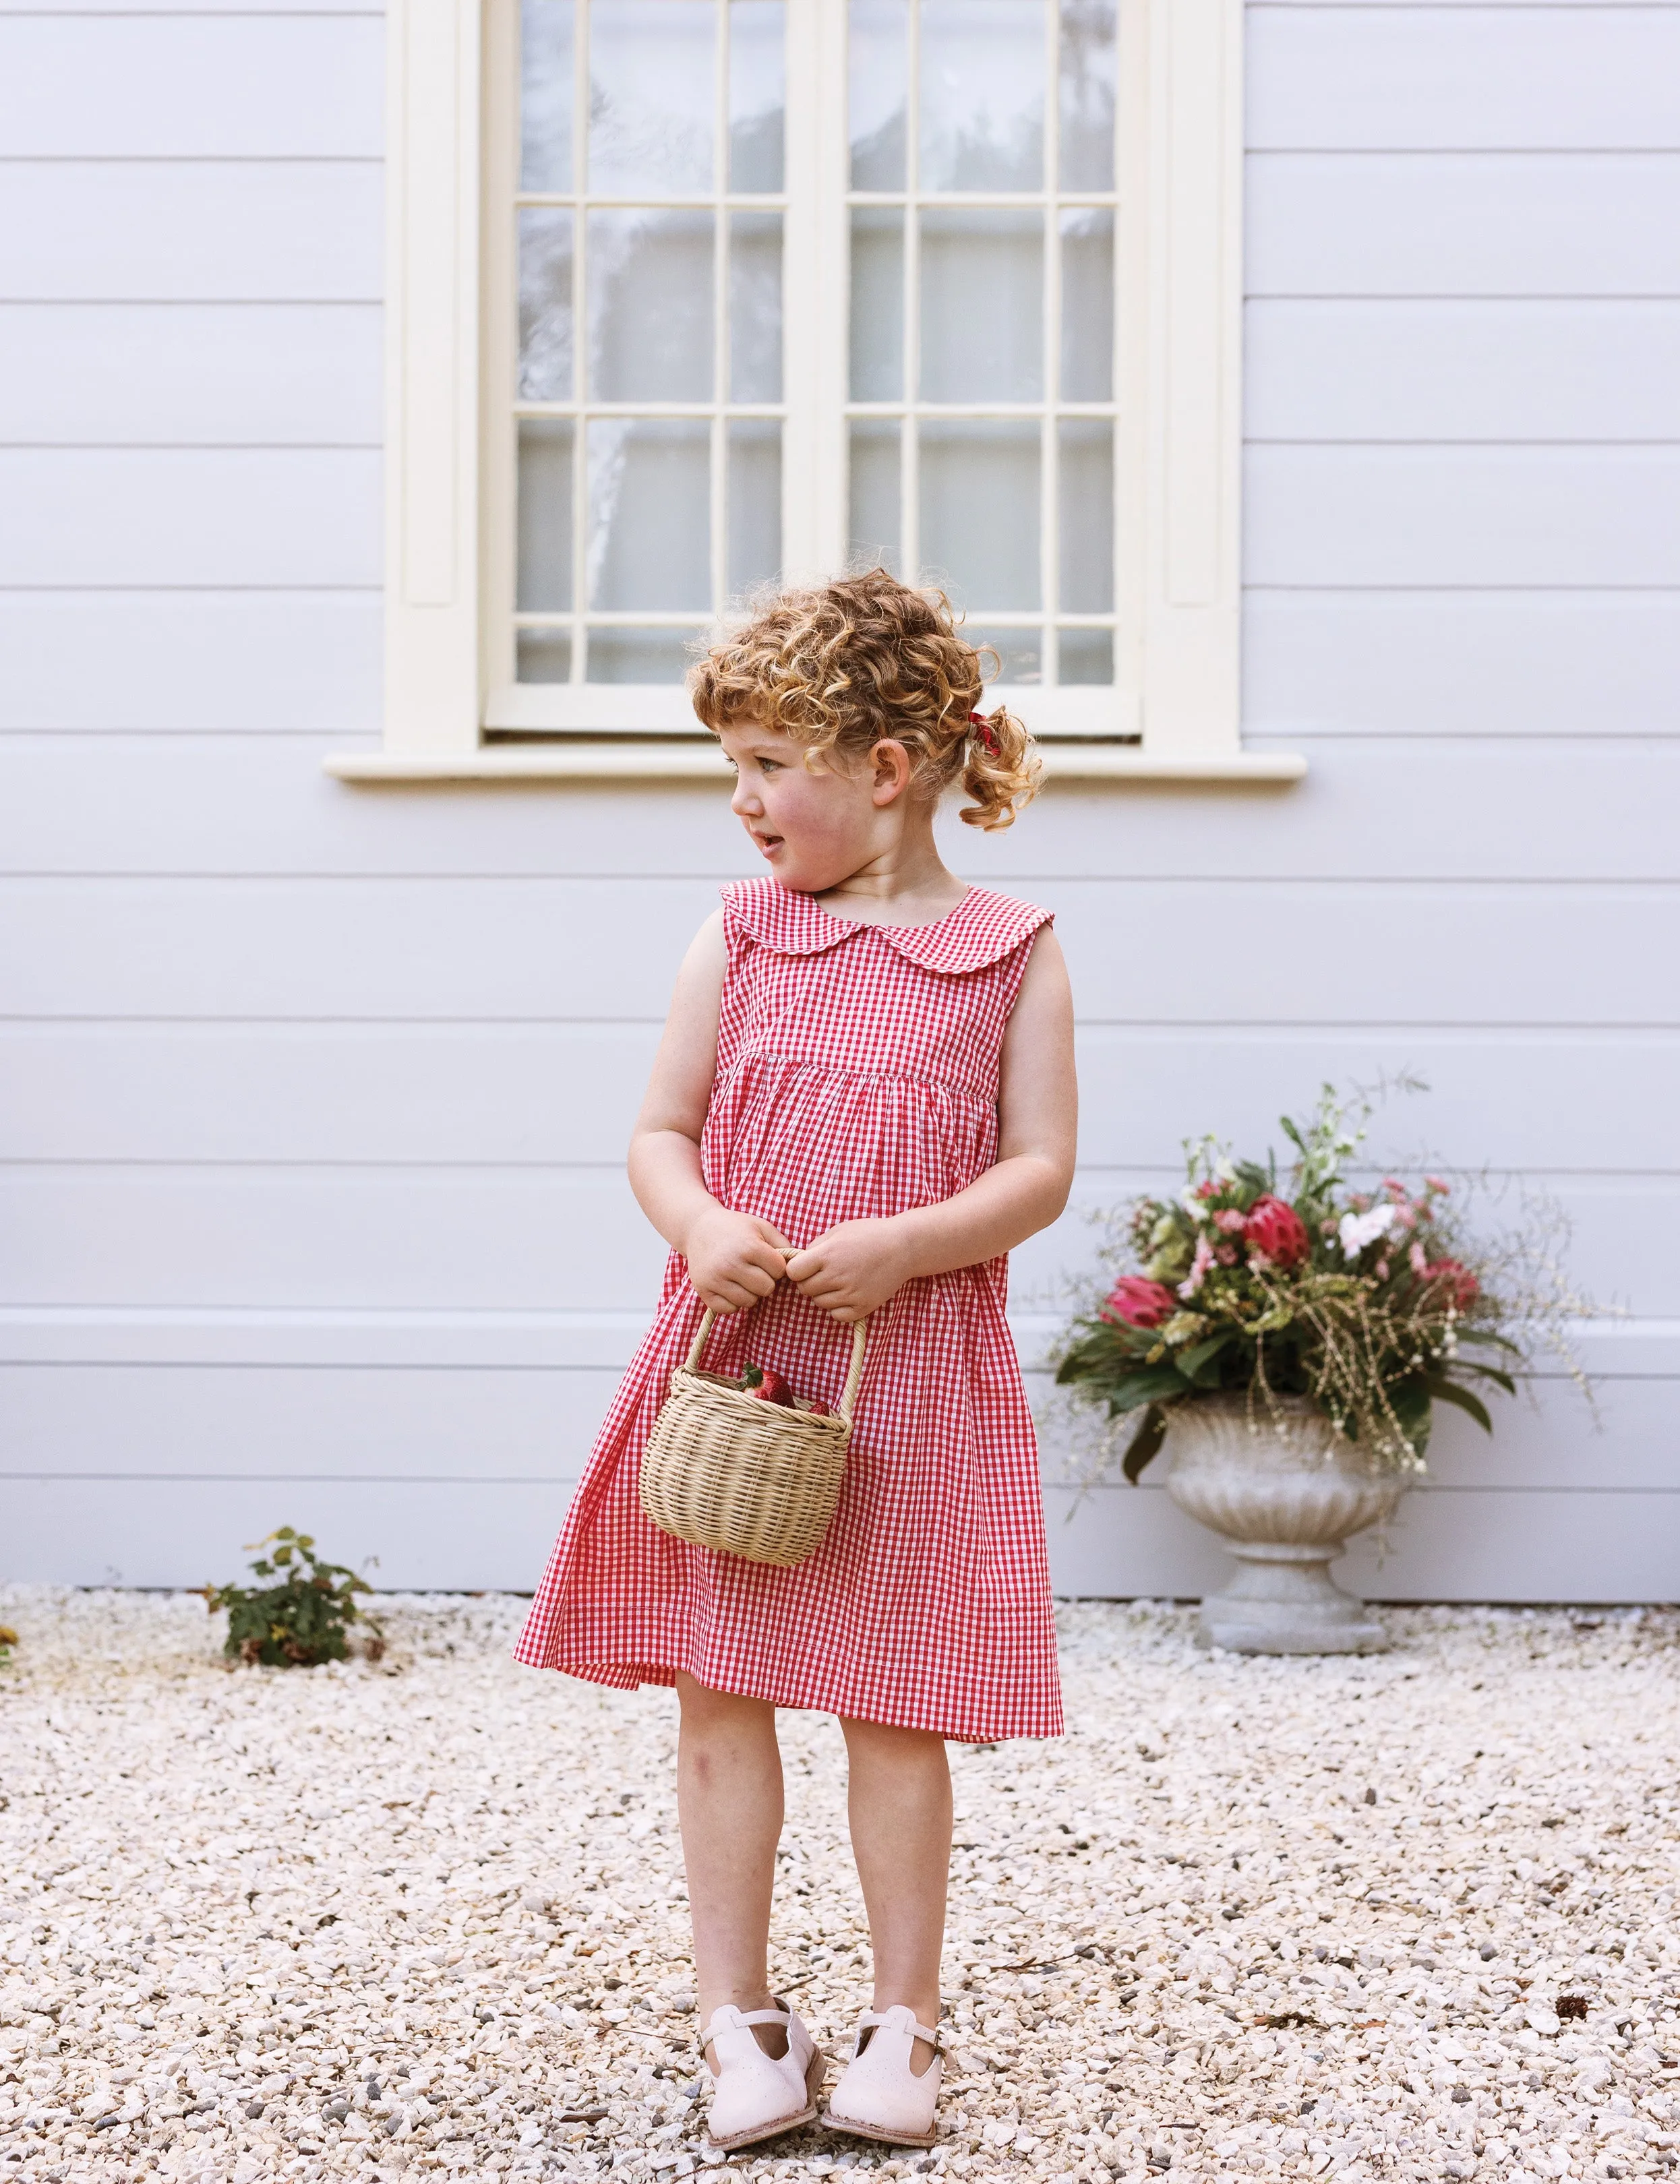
[{"left": 688, "top": 570, "right": 1041, "bottom": 831}]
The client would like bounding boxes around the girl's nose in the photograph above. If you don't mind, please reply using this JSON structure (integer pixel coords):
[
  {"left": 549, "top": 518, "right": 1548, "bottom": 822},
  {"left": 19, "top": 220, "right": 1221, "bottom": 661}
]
[{"left": 730, "top": 775, "right": 761, "bottom": 818}]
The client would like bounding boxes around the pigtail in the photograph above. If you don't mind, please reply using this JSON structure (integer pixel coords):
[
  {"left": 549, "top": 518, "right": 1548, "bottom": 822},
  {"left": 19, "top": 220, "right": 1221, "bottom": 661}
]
[{"left": 957, "top": 702, "right": 1041, "bottom": 831}]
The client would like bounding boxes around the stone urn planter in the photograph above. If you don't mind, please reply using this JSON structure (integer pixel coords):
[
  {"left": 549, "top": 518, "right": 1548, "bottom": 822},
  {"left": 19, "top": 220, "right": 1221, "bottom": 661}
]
[{"left": 1162, "top": 1393, "right": 1407, "bottom": 1654}]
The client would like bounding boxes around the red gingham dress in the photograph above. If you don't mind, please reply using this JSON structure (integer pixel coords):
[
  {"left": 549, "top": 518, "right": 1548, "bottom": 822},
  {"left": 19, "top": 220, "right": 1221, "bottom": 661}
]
[{"left": 513, "top": 878, "right": 1064, "bottom": 1742}]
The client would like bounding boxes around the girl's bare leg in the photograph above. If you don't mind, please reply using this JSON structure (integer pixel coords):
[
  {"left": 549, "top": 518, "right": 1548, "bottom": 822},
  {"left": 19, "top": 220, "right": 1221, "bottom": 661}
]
[
  {"left": 839, "top": 1717, "right": 952, "bottom": 2071},
  {"left": 675, "top": 1672, "right": 787, "bottom": 2060}
]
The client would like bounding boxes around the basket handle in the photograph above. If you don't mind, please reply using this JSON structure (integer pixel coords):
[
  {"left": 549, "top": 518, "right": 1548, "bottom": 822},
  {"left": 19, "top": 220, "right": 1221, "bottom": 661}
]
[{"left": 684, "top": 1304, "right": 869, "bottom": 1430}]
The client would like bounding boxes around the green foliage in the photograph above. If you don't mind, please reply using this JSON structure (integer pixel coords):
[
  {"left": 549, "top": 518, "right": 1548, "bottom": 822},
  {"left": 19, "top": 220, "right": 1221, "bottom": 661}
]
[{"left": 203, "top": 1527, "right": 382, "bottom": 1668}]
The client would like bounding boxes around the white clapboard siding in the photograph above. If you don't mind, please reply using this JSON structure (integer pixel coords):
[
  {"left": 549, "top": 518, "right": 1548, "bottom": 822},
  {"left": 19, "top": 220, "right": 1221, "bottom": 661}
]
[
  {"left": 1247, "top": 300, "right": 1680, "bottom": 442},
  {"left": 0, "top": 451, "right": 380, "bottom": 587},
  {"left": 0, "top": 0, "right": 376, "bottom": 11},
  {"left": 0, "top": 0, "right": 1672, "bottom": 1598},
  {"left": 5, "top": 1472, "right": 1675, "bottom": 1602},
  {"left": 0, "top": 1363, "right": 605, "bottom": 1481},
  {"left": 3, "top": 876, "right": 1673, "bottom": 1025},
  {"left": 0, "top": 1168, "right": 668, "bottom": 1310},
  {"left": 0, "top": 18, "right": 383, "bottom": 158},
  {"left": 0, "top": 1169, "right": 1668, "bottom": 1316},
  {"left": 1247, "top": 446, "right": 1680, "bottom": 588},
  {"left": 0, "top": 1356, "right": 1664, "bottom": 1492},
  {"left": 1248, "top": 9, "right": 1680, "bottom": 152},
  {"left": 0, "top": 598, "right": 382, "bottom": 733},
  {"left": 4, "top": 1023, "right": 1680, "bottom": 1167},
  {"left": 6, "top": 588, "right": 1677, "bottom": 741},
  {"left": 1244, "top": 593, "right": 1680, "bottom": 738},
  {"left": 2, "top": 1478, "right": 575, "bottom": 1594},
  {"left": 1247, "top": 152, "right": 1680, "bottom": 298},
  {"left": 6, "top": 733, "right": 1680, "bottom": 878},
  {"left": 0, "top": 305, "right": 383, "bottom": 446},
  {"left": 0, "top": 164, "right": 383, "bottom": 303},
  {"left": 0, "top": 1310, "right": 1662, "bottom": 1380}
]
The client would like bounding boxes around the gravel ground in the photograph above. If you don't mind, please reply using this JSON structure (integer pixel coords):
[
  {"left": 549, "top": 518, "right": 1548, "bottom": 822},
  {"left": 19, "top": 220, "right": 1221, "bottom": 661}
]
[{"left": 1, "top": 1589, "right": 1678, "bottom": 2184}]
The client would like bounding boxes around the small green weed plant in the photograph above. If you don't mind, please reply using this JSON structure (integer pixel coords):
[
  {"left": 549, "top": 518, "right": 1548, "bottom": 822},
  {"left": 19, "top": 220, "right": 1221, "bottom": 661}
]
[{"left": 204, "top": 1527, "right": 384, "bottom": 1667}]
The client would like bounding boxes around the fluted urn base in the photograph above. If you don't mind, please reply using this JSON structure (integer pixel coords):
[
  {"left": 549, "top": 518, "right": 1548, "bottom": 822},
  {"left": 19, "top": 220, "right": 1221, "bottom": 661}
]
[{"left": 1162, "top": 1394, "right": 1406, "bottom": 1655}]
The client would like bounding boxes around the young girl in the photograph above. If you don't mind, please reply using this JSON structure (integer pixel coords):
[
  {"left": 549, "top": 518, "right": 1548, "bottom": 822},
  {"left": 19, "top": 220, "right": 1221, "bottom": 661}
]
[{"left": 515, "top": 570, "right": 1077, "bottom": 2152}]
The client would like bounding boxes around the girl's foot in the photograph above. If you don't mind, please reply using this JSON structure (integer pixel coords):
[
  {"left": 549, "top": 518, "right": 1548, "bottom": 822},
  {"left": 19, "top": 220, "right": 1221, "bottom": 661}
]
[
  {"left": 820, "top": 2005, "right": 943, "bottom": 2148},
  {"left": 700, "top": 1999, "right": 825, "bottom": 2150}
]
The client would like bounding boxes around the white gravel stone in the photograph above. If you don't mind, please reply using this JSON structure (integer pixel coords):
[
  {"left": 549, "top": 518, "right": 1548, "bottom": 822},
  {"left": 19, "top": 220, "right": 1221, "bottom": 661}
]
[{"left": 1, "top": 1588, "right": 1678, "bottom": 2182}]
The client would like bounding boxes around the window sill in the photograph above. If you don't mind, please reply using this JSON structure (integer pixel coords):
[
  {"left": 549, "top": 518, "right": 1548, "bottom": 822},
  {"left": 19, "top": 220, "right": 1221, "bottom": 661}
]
[{"left": 324, "top": 744, "right": 1307, "bottom": 785}]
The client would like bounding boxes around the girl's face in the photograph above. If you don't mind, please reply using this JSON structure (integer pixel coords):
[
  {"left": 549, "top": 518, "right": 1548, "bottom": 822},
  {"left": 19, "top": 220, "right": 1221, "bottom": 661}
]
[{"left": 719, "top": 721, "right": 911, "bottom": 893}]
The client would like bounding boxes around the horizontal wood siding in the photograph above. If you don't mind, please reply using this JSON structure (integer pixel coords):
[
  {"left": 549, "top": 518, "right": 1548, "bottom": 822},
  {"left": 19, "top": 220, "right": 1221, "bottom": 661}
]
[{"left": 1, "top": 0, "right": 1675, "bottom": 1600}]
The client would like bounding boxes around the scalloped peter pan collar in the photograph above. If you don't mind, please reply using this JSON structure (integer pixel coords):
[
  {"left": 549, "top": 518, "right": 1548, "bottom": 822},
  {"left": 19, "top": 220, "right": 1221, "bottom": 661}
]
[{"left": 722, "top": 876, "right": 1051, "bottom": 975}]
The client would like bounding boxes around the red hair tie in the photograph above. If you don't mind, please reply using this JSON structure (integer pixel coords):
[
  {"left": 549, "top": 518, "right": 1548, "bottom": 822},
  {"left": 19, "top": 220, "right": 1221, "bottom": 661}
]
[{"left": 968, "top": 710, "right": 999, "bottom": 756}]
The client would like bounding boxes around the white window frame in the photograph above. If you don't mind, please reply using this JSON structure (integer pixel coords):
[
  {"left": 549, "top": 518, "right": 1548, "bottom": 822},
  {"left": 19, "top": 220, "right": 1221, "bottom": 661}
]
[{"left": 328, "top": 0, "right": 1303, "bottom": 783}]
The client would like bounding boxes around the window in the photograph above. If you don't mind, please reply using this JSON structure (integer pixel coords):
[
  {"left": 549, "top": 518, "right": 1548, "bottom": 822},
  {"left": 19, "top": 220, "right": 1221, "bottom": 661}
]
[{"left": 340, "top": 0, "right": 1301, "bottom": 781}]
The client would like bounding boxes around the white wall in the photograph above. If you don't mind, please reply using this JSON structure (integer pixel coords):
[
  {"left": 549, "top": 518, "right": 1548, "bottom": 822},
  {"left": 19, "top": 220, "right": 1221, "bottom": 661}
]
[{"left": 1, "top": 0, "right": 1676, "bottom": 1602}]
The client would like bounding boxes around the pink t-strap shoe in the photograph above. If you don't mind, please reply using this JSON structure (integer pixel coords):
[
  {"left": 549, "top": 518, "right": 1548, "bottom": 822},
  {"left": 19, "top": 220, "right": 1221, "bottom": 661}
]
[
  {"left": 820, "top": 2004, "right": 944, "bottom": 2148},
  {"left": 699, "top": 1999, "right": 825, "bottom": 2151}
]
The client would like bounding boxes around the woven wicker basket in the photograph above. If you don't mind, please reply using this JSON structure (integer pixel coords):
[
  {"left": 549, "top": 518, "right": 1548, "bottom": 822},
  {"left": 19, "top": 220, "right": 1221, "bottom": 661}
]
[{"left": 640, "top": 1306, "right": 868, "bottom": 1567}]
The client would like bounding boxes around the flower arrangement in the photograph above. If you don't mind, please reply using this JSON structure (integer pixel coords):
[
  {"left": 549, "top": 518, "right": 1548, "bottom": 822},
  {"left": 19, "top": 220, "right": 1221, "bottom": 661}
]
[{"left": 1052, "top": 1085, "right": 1590, "bottom": 1483}]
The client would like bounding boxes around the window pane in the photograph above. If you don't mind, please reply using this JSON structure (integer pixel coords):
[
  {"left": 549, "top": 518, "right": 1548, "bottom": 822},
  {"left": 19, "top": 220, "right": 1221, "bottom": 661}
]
[
  {"left": 589, "top": 0, "right": 715, "bottom": 195},
  {"left": 587, "top": 419, "right": 711, "bottom": 609},
  {"left": 849, "top": 419, "right": 901, "bottom": 572},
  {"left": 517, "top": 631, "right": 574, "bottom": 682},
  {"left": 1058, "top": 626, "right": 1112, "bottom": 684},
  {"left": 516, "top": 420, "right": 574, "bottom": 611},
  {"left": 969, "top": 625, "right": 1042, "bottom": 684},
  {"left": 919, "top": 0, "right": 1044, "bottom": 193},
  {"left": 1058, "top": 0, "right": 1116, "bottom": 191},
  {"left": 586, "top": 628, "right": 696, "bottom": 682},
  {"left": 518, "top": 208, "right": 574, "bottom": 401},
  {"left": 729, "top": 0, "right": 785, "bottom": 191},
  {"left": 849, "top": 209, "right": 904, "bottom": 402},
  {"left": 920, "top": 421, "right": 1040, "bottom": 609},
  {"left": 1058, "top": 418, "right": 1112, "bottom": 613},
  {"left": 520, "top": 0, "right": 574, "bottom": 193},
  {"left": 920, "top": 210, "right": 1041, "bottom": 402},
  {"left": 588, "top": 210, "right": 713, "bottom": 402},
  {"left": 729, "top": 212, "right": 782, "bottom": 402},
  {"left": 1060, "top": 207, "right": 1112, "bottom": 402},
  {"left": 728, "top": 419, "right": 781, "bottom": 595},
  {"left": 849, "top": 0, "right": 907, "bottom": 189}
]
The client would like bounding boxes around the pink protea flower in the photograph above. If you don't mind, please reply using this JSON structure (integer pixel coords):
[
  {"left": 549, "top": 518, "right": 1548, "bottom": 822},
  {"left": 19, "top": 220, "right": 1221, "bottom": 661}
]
[
  {"left": 1242, "top": 1194, "right": 1311, "bottom": 1269},
  {"left": 1100, "top": 1275, "right": 1178, "bottom": 1329}
]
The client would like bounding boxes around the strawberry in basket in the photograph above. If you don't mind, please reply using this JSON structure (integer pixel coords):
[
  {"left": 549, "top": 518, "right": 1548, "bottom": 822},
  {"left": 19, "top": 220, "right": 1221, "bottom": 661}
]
[{"left": 741, "top": 1362, "right": 795, "bottom": 1407}]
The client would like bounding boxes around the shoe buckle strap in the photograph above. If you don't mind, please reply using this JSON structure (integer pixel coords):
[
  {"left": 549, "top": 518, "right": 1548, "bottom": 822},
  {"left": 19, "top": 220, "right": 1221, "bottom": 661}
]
[
  {"left": 856, "top": 2009, "right": 944, "bottom": 2050},
  {"left": 698, "top": 2003, "right": 793, "bottom": 2051}
]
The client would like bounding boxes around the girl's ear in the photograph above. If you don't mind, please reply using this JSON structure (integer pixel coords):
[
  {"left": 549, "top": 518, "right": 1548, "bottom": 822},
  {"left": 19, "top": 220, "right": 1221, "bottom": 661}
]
[{"left": 870, "top": 738, "right": 913, "bottom": 806}]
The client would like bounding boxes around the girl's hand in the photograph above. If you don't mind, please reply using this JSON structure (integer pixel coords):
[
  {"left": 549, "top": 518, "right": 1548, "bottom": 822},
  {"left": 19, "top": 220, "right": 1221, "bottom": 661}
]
[
  {"left": 682, "top": 1207, "right": 793, "bottom": 1313},
  {"left": 783, "top": 1219, "right": 914, "bottom": 1323}
]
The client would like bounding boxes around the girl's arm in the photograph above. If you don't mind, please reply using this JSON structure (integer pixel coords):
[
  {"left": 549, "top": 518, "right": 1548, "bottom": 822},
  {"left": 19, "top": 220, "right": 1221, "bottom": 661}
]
[
  {"left": 627, "top": 911, "right": 793, "bottom": 1312},
  {"left": 784, "top": 928, "right": 1077, "bottom": 1321}
]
